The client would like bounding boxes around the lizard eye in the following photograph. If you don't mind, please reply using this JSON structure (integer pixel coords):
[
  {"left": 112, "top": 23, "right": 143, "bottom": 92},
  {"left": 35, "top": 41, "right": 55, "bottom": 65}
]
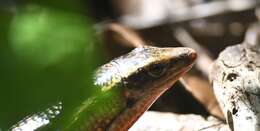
[{"left": 148, "top": 64, "right": 166, "bottom": 78}]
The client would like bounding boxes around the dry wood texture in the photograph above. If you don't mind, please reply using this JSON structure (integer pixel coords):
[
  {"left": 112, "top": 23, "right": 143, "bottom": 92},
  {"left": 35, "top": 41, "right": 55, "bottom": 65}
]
[{"left": 210, "top": 24, "right": 260, "bottom": 131}]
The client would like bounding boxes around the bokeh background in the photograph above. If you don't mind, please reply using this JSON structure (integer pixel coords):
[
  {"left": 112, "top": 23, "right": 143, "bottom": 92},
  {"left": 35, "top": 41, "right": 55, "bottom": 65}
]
[{"left": 0, "top": 0, "right": 260, "bottom": 130}]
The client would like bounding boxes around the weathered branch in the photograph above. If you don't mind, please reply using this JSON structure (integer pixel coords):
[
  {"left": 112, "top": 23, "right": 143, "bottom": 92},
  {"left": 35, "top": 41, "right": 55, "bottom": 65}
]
[{"left": 130, "top": 111, "right": 229, "bottom": 131}]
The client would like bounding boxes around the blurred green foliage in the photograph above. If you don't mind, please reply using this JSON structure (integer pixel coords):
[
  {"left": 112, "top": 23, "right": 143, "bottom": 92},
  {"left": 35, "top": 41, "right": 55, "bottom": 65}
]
[
  {"left": 18, "top": 0, "right": 86, "bottom": 12},
  {"left": 0, "top": 2, "right": 107, "bottom": 130}
]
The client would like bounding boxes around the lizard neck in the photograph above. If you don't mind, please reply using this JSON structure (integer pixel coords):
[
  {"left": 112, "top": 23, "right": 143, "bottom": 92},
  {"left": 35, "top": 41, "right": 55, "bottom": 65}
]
[{"left": 63, "top": 83, "right": 127, "bottom": 131}]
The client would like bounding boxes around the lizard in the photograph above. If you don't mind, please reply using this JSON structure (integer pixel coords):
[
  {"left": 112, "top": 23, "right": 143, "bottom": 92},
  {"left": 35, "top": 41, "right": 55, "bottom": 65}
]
[
  {"left": 10, "top": 46, "right": 197, "bottom": 131},
  {"left": 210, "top": 23, "right": 260, "bottom": 131}
]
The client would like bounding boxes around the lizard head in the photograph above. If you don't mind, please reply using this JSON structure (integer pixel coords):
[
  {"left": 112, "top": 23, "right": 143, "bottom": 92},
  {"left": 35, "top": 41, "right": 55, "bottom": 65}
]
[
  {"left": 120, "top": 46, "right": 197, "bottom": 100},
  {"left": 95, "top": 46, "right": 197, "bottom": 91},
  {"left": 101, "top": 46, "right": 197, "bottom": 130}
]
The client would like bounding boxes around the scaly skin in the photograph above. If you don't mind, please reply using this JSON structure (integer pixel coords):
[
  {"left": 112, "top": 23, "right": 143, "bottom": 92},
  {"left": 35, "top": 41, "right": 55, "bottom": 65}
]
[{"left": 10, "top": 46, "right": 196, "bottom": 131}]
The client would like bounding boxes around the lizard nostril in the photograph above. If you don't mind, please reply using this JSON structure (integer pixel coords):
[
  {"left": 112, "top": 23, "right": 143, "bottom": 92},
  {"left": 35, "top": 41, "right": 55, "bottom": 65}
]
[{"left": 227, "top": 110, "right": 234, "bottom": 131}]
